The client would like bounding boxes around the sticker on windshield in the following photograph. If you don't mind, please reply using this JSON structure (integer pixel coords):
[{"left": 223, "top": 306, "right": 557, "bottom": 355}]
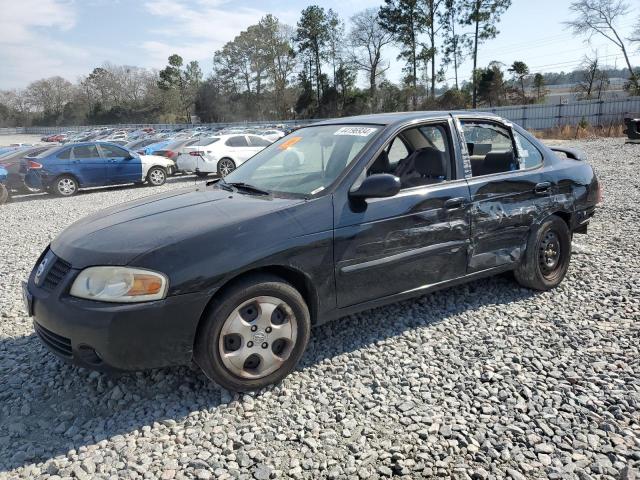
[
  {"left": 279, "top": 136, "right": 302, "bottom": 150},
  {"left": 334, "top": 127, "right": 377, "bottom": 137}
]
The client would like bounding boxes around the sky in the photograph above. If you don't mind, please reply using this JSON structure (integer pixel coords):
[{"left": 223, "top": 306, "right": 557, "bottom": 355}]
[{"left": 0, "top": 0, "right": 639, "bottom": 90}]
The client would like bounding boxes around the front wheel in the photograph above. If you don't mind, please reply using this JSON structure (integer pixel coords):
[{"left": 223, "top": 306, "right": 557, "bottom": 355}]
[
  {"left": 217, "top": 158, "right": 236, "bottom": 177},
  {"left": 515, "top": 215, "right": 572, "bottom": 291},
  {"left": 53, "top": 175, "right": 79, "bottom": 197},
  {"left": 194, "top": 274, "right": 311, "bottom": 391},
  {"left": 146, "top": 167, "right": 166, "bottom": 186}
]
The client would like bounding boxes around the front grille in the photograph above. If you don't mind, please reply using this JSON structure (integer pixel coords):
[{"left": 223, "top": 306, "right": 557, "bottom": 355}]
[
  {"left": 42, "top": 258, "right": 72, "bottom": 291},
  {"left": 34, "top": 321, "right": 72, "bottom": 358}
]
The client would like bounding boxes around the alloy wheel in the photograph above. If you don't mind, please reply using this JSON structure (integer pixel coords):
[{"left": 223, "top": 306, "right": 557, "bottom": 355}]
[
  {"left": 57, "top": 178, "right": 76, "bottom": 196},
  {"left": 149, "top": 168, "right": 165, "bottom": 185},
  {"left": 218, "top": 296, "right": 297, "bottom": 379},
  {"left": 218, "top": 159, "right": 235, "bottom": 177}
]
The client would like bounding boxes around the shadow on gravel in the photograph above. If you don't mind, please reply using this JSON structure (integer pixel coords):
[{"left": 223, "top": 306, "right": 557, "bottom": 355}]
[
  {"left": 6, "top": 176, "right": 203, "bottom": 205},
  {"left": 0, "top": 274, "right": 536, "bottom": 472}
]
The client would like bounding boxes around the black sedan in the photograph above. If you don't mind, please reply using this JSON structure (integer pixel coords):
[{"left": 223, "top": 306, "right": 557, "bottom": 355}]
[{"left": 24, "top": 112, "right": 600, "bottom": 391}]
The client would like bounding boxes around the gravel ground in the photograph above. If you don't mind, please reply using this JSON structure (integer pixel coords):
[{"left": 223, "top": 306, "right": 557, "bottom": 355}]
[{"left": 0, "top": 138, "right": 639, "bottom": 479}]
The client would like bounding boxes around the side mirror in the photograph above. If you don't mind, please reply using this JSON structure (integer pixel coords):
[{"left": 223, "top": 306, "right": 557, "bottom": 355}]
[
  {"left": 124, "top": 154, "right": 135, "bottom": 160},
  {"left": 350, "top": 173, "right": 401, "bottom": 200}
]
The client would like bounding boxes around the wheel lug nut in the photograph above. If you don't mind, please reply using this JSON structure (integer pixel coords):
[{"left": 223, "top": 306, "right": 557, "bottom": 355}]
[
  {"left": 265, "top": 327, "right": 272, "bottom": 333},
  {"left": 247, "top": 341, "right": 253, "bottom": 348},
  {"left": 261, "top": 342, "right": 268, "bottom": 349},
  {"left": 250, "top": 325, "right": 257, "bottom": 332}
]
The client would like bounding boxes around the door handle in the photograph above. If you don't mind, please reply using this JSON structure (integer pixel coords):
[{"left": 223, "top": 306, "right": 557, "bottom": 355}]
[
  {"left": 534, "top": 182, "right": 551, "bottom": 194},
  {"left": 444, "top": 197, "right": 468, "bottom": 209}
]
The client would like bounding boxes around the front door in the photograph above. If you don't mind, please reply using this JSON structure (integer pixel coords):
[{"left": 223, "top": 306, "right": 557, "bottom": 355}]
[
  {"left": 99, "top": 144, "right": 142, "bottom": 184},
  {"left": 70, "top": 144, "right": 107, "bottom": 186},
  {"left": 455, "top": 117, "right": 550, "bottom": 273},
  {"left": 333, "top": 121, "right": 471, "bottom": 308}
]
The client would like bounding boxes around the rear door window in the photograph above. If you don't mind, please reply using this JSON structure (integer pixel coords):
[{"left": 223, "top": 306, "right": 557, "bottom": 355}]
[
  {"left": 248, "top": 136, "right": 272, "bottom": 147},
  {"left": 226, "top": 136, "right": 249, "bottom": 147},
  {"left": 72, "top": 145, "right": 100, "bottom": 159},
  {"left": 514, "top": 131, "right": 543, "bottom": 169},
  {"left": 57, "top": 148, "right": 72, "bottom": 160},
  {"left": 461, "top": 121, "right": 517, "bottom": 177}
]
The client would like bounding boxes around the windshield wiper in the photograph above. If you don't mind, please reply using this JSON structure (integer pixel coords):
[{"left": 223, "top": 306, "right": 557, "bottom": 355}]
[{"left": 224, "top": 181, "right": 271, "bottom": 196}]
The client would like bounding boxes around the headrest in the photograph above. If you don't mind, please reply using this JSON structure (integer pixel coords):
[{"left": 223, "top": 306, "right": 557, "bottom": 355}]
[
  {"left": 414, "top": 147, "right": 446, "bottom": 178},
  {"left": 482, "top": 151, "right": 515, "bottom": 174},
  {"left": 370, "top": 150, "right": 390, "bottom": 174}
]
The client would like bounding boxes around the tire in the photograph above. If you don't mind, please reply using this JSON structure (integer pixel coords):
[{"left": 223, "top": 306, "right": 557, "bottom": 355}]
[
  {"left": 514, "top": 215, "right": 572, "bottom": 291},
  {"left": 53, "top": 175, "right": 79, "bottom": 197},
  {"left": 195, "top": 171, "right": 209, "bottom": 178},
  {"left": 194, "top": 274, "right": 311, "bottom": 392},
  {"left": 146, "top": 166, "right": 166, "bottom": 186},
  {"left": 0, "top": 184, "right": 8, "bottom": 204},
  {"left": 217, "top": 158, "right": 236, "bottom": 177}
]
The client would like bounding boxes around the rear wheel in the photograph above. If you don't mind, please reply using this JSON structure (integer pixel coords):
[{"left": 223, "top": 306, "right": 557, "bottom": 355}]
[
  {"left": 147, "top": 167, "right": 166, "bottom": 186},
  {"left": 0, "top": 184, "right": 8, "bottom": 204},
  {"left": 217, "top": 158, "right": 236, "bottom": 177},
  {"left": 194, "top": 274, "right": 311, "bottom": 391},
  {"left": 515, "top": 215, "right": 571, "bottom": 291},
  {"left": 53, "top": 175, "right": 78, "bottom": 197}
]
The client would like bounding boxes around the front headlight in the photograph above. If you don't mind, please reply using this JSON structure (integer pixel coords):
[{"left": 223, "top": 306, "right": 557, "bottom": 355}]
[{"left": 70, "top": 267, "right": 168, "bottom": 303}]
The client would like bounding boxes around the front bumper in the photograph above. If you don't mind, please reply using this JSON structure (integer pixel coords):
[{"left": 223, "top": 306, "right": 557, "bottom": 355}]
[{"left": 27, "top": 249, "right": 211, "bottom": 372}]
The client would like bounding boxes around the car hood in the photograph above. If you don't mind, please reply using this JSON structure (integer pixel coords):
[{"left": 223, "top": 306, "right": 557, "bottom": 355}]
[{"left": 51, "top": 186, "right": 304, "bottom": 268}]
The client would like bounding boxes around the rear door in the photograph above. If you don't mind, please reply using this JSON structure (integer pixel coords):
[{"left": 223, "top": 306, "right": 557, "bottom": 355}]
[
  {"left": 454, "top": 117, "right": 549, "bottom": 273},
  {"left": 99, "top": 144, "right": 142, "bottom": 184},
  {"left": 70, "top": 144, "right": 107, "bottom": 186},
  {"left": 225, "top": 135, "right": 254, "bottom": 164}
]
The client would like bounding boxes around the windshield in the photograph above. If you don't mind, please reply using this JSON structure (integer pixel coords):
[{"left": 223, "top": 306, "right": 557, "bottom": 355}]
[{"left": 221, "top": 124, "right": 380, "bottom": 196}]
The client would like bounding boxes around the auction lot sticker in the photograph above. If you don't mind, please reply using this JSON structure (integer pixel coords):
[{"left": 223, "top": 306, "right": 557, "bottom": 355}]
[
  {"left": 334, "top": 127, "right": 377, "bottom": 136},
  {"left": 279, "top": 136, "right": 302, "bottom": 150}
]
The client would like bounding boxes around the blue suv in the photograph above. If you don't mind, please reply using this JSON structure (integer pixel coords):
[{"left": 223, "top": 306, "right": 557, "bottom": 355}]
[{"left": 26, "top": 142, "right": 144, "bottom": 197}]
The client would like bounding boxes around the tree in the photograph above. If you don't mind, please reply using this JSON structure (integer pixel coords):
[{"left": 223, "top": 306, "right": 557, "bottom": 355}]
[
  {"left": 158, "top": 55, "right": 202, "bottom": 122},
  {"left": 349, "top": 8, "right": 394, "bottom": 110},
  {"left": 460, "top": 0, "right": 512, "bottom": 108},
  {"left": 259, "top": 15, "right": 298, "bottom": 118},
  {"left": 424, "top": 0, "right": 445, "bottom": 99},
  {"left": 439, "top": 0, "right": 471, "bottom": 90},
  {"left": 476, "top": 61, "right": 507, "bottom": 107},
  {"left": 326, "top": 9, "right": 345, "bottom": 88},
  {"left": 296, "top": 6, "right": 331, "bottom": 109},
  {"left": 574, "top": 54, "right": 610, "bottom": 100},
  {"left": 26, "top": 76, "right": 75, "bottom": 123},
  {"left": 533, "top": 73, "right": 546, "bottom": 101},
  {"left": 508, "top": 61, "right": 529, "bottom": 101},
  {"left": 379, "top": 0, "right": 428, "bottom": 109},
  {"left": 565, "top": 0, "right": 637, "bottom": 93}
]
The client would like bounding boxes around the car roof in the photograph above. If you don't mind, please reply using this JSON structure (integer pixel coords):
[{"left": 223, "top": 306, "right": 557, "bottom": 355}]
[{"left": 311, "top": 111, "right": 501, "bottom": 127}]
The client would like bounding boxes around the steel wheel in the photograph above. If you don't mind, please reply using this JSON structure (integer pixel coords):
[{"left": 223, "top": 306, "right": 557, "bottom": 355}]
[
  {"left": 538, "top": 230, "right": 561, "bottom": 279},
  {"left": 218, "top": 296, "right": 298, "bottom": 379},
  {"left": 147, "top": 167, "right": 166, "bottom": 186},
  {"left": 56, "top": 176, "right": 77, "bottom": 196},
  {"left": 217, "top": 158, "right": 236, "bottom": 177}
]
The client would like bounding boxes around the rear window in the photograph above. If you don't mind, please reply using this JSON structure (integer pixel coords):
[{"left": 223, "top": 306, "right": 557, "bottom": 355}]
[{"left": 197, "top": 137, "right": 220, "bottom": 147}]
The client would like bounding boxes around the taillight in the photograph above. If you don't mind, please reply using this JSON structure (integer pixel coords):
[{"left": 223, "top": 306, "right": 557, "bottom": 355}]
[
  {"left": 29, "top": 161, "right": 43, "bottom": 169},
  {"left": 189, "top": 151, "right": 204, "bottom": 156}
]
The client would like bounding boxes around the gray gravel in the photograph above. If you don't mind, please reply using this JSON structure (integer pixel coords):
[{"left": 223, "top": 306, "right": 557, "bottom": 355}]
[{"left": 1, "top": 139, "right": 639, "bottom": 479}]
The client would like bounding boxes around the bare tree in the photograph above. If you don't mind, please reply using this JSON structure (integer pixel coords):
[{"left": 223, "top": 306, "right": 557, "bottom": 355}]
[
  {"left": 349, "top": 8, "right": 394, "bottom": 110},
  {"left": 574, "top": 53, "right": 610, "bottom": 100},
  {"left": 565, "top": 0, "right": 635, "bottom": 78}
]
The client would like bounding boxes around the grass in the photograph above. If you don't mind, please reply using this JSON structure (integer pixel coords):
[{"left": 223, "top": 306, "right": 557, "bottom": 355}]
[{"left": 529, "top": 123, "right": 626, "bottom": 140}]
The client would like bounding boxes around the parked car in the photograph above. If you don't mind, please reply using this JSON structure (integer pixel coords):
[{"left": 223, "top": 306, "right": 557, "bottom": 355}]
[
  {"left": 0, "top": 166, "right": 8, "bottom": 204},
  {"left": 176, "top": 134, "right": 271, "bottom": 177},
  {"left": 124, "top": 137, "right": 162, "bottom": 152},
  {"left": 23, "top": 112, "right": 600, "bottom": 391},
  {"left": 0, "top": 146, "right": 53, "bottom": 194},
  {"left": 153, "top": 138, "right": 200, "bottom": 161},
  {"left": 24, "top": 142, "right": 174, "bottom": 196}
]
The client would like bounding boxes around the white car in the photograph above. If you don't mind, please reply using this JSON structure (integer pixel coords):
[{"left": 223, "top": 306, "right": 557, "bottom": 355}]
[
  {"left": 176, "top": 134, "right": 271, "bottom": 177},
  {"left": 140, "top": 154, "right": 175, "bottom": 186},
  {"left": 257, "top": 130, "right": 285, "bottom": 142}
]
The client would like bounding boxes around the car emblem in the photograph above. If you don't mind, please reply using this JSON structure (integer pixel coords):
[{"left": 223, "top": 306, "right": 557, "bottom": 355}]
[
  {"left": 252, "top": 331, "right": 267, "bottom": 343},
  {"left": 34, "top": 258, "right": 49, "bottom": 286}
]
